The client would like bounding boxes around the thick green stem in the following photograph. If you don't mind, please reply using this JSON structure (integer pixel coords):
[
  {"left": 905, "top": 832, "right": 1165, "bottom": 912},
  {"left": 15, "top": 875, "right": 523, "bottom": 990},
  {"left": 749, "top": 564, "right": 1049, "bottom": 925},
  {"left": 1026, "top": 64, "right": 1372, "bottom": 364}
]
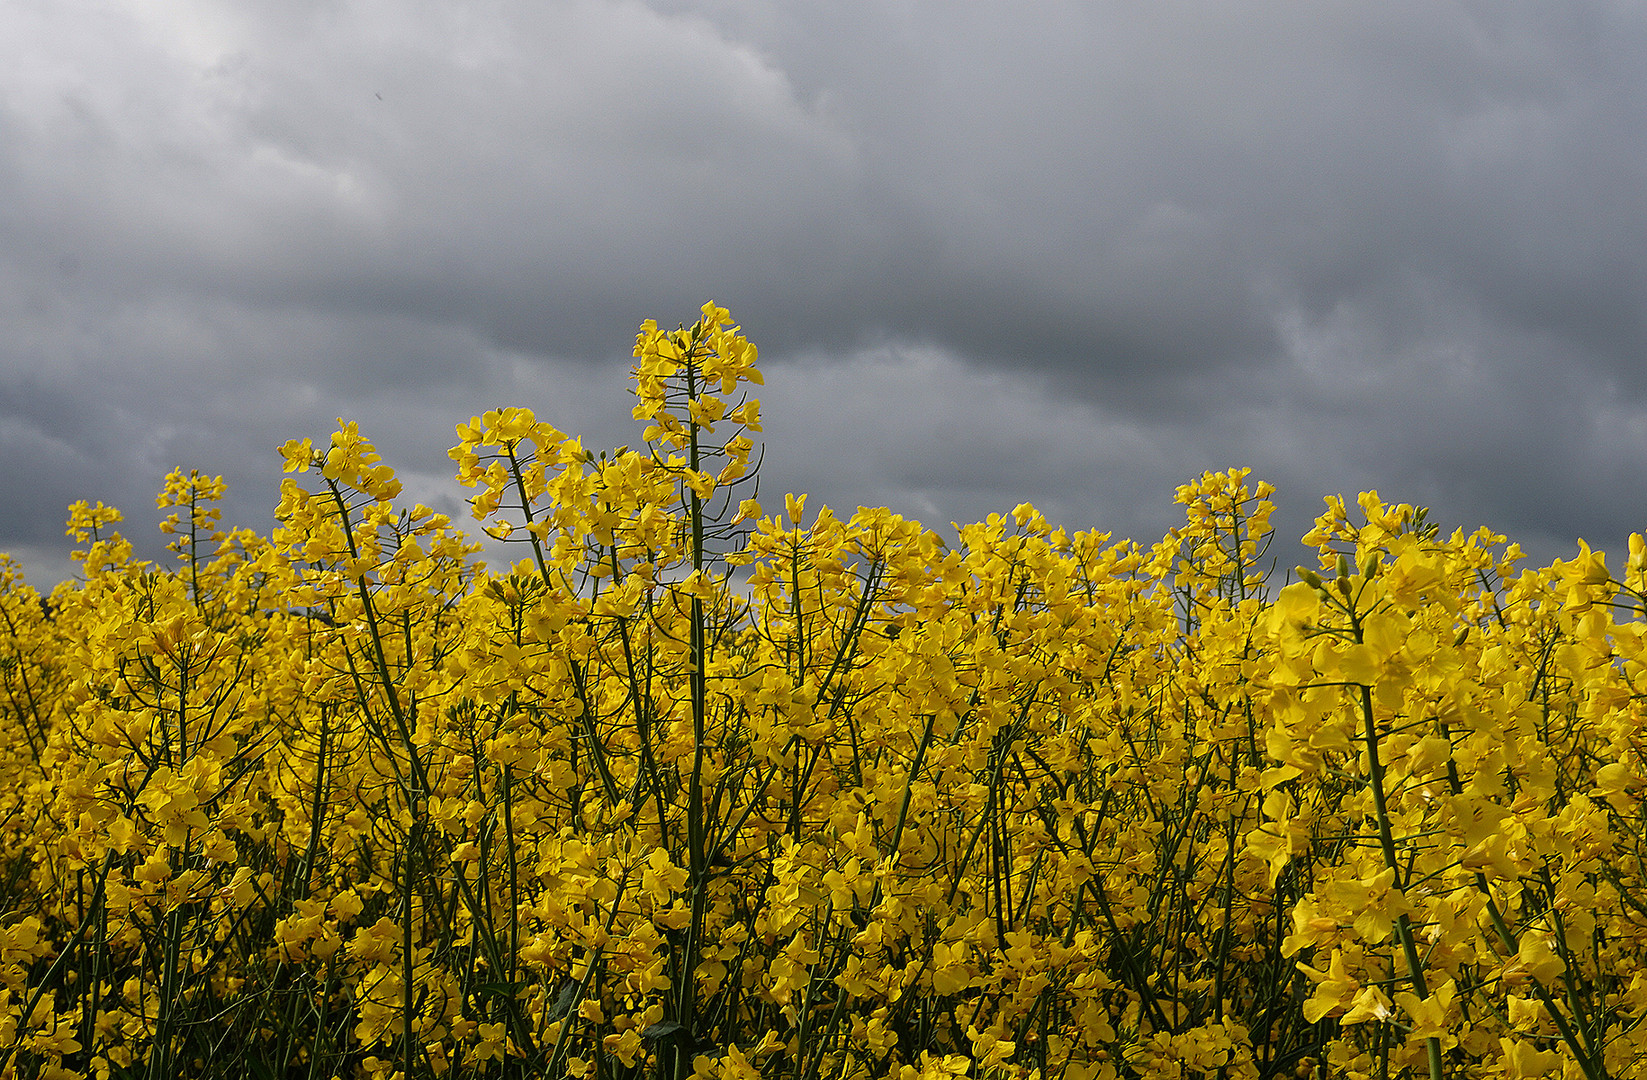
[
  {"left": 678, "top": 352, "right": 709, "bottom": 1080},
  {"left": 1352, "top": 607, "right": 1443, "bottom": 1080}
]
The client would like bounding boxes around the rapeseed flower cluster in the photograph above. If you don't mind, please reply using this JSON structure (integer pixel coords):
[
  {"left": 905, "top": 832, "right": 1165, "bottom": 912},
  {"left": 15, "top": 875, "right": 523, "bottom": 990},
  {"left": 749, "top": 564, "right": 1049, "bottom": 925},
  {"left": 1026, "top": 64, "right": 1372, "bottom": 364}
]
[{"left": 0, "top": 305, "right": 1643, "bottom": 1080}]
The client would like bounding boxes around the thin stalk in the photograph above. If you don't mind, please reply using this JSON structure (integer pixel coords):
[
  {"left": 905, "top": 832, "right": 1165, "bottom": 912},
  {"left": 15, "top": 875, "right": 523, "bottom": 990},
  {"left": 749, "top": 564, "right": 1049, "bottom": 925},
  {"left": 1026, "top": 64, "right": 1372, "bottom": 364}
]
[
  {"left": 503, "top": 762, "right": 520, "bottom": 996},
  {"left": 404, "top": 824, "right": 417, "bottom": 1080}
]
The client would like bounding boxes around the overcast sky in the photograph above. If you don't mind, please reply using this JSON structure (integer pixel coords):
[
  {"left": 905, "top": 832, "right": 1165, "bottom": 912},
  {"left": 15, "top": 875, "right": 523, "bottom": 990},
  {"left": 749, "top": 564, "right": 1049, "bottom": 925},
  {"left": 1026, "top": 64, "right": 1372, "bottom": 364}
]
[{"left": 4, "top": 0, "right": 1646, "bottom": 588}]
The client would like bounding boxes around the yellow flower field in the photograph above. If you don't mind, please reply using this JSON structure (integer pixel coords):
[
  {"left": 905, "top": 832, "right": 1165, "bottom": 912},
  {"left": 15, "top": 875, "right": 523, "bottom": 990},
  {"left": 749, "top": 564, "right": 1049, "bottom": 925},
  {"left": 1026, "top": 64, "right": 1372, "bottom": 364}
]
[{"left": 1, "top": 305, "right": 1644, "bottom": 1080}]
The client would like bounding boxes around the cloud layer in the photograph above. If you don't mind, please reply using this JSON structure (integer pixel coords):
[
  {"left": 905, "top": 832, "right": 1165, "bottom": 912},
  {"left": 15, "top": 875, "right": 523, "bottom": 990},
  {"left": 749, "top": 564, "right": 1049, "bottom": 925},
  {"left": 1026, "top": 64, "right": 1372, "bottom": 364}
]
[{"left": 4, "top": 0, "right": 1646, "bottom": 583}]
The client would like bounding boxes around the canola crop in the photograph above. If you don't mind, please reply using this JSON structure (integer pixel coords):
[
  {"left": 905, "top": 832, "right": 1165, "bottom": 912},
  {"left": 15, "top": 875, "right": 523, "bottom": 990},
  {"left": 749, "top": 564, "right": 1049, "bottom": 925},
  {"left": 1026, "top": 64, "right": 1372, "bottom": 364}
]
[{"left": 0, "top": 305, "right": 1644, "bottom": 1080}]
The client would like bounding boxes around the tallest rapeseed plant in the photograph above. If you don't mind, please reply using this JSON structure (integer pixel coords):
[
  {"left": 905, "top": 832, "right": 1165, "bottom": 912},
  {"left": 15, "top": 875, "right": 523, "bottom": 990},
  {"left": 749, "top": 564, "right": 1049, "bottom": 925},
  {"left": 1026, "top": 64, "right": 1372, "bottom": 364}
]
[{"left": 448, "top": 304, "right": 772, "bottom": 1079}]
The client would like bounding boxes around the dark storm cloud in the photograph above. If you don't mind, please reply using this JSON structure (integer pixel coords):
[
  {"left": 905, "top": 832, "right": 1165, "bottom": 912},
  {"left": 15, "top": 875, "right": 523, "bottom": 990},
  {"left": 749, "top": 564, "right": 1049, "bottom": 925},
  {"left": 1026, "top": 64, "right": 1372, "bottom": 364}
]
[{"left": 3, "top": 0, "right": 1646, "bottom": 584}]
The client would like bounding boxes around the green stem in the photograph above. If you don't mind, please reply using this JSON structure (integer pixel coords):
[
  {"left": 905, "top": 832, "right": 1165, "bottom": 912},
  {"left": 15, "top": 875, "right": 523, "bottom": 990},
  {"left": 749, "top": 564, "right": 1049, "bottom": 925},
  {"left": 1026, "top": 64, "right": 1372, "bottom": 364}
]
[{"left": 1352, "top": 622, "right": 1442, "bottom": 1080}]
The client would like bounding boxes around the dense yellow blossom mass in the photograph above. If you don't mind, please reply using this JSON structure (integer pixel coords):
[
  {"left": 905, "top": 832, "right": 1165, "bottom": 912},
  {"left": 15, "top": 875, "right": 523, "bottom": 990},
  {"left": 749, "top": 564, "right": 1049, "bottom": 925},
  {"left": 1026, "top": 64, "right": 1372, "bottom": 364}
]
[{"left": 0, "top": 305, "right": 1644, "bottom": 1080}]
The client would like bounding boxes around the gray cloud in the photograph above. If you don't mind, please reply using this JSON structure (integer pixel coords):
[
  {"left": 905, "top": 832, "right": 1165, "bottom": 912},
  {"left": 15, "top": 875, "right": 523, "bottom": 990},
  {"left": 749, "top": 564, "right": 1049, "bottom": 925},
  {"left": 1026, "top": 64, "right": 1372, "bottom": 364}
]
[{"left": 3, "top": 0, "right": 1646, "bottom": 586}]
